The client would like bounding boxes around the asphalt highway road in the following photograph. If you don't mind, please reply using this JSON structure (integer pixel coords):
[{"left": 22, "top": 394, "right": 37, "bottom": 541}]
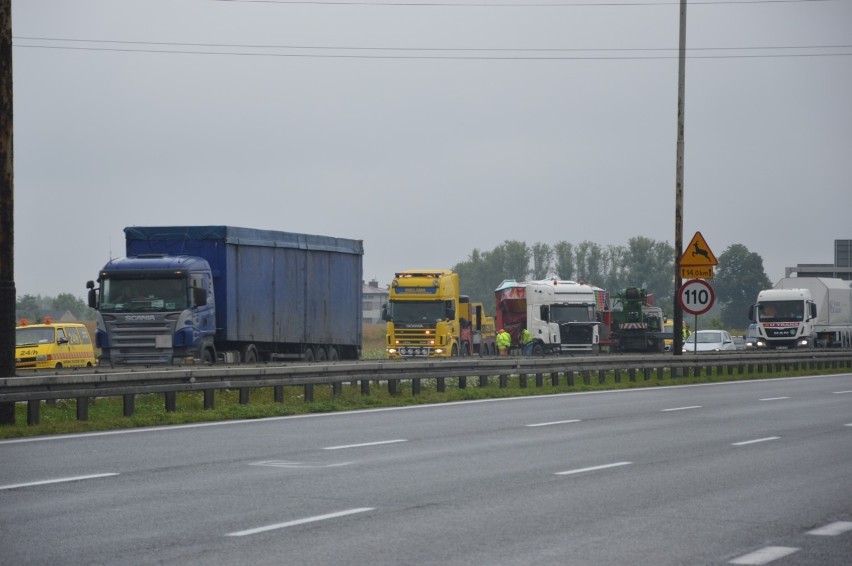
[{"left": 2, "top": 373, "right": 851, "bottom": 565}]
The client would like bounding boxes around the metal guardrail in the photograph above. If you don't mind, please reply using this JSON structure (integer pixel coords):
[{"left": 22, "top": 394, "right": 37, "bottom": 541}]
[{"left": 2, "top": 351, "right": 851, "bottom": 426}]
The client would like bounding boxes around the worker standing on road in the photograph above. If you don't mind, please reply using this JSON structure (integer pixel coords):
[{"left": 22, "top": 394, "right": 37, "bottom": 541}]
[
  {"left": 521, "top": 327, "right": 533, "bottom": 356},
  {"left": 682, "top": 323, "right": 691, "bottom": 341},
  {"left": 497, "top": 328, "right": 511, "bottom": 356}
]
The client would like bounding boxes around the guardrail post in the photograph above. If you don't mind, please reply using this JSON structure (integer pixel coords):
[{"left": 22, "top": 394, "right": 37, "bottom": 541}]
[
  {"left": 305, "top": 384, "right": 314, "bottom": 402},
  {"left": 566, "top": 370, "right": 574, "bottom": 386},
  {"left": 239, "top": 388, "right": 250, "bottom": 405},
  {"left": 599, "top": 370, "right": 606, "bottom": 385},
  {"left": 693, "top": 365, "right": 701, "bottom": 378},
  {"left": 643, "top": 368, "right": 651, "bottom": 381},
  {"left": 657, "top": 366, "right": 664, "bottom": 380},
  {"left": 412, "top": 378, "right": 421, "bottom": 395},
  {"left": 360, "top": 379, "right": 370, "bottom": 396},
  {"left": 456, "top": 377, "right": 464, "bottom": 390},
  {"left": 27, "top": 400, "right": 40, "bottom": 426},
  {"left": 519, "top": 374, "right": 528, "bottom": 388},
  {"left": 479, "top": 375, "right": 488, "bottom": 387},
  {"left": 124, "top": 394, "right": 135, "bottom": 417},
  {"left": 76, "top": 398, "right": 89, "bottom": 421},
  {"left": 165, "top": 392, "right": 177, "bottom": 412},
  {"left": 0, "top": 403, "right": 14, "bottom": 425},
  {"left": 499, "top": 374, "right": 509, "bottom": 388},
  {"left": 551, "top": 371, "right": 559, "bottom": 386},
  {"left": 628, "top": 368, "right": 636, "bottom": 382},
  {"left": 536, "top": 372, "right": 544, "bottom": 387},
  {"left": 331, "top": 382, "right": 342, "bottom": 397},
  {"left": 582, "top": 371, "right": 590, "bottom": 385},
  {"left": 205, "top": 389, "right": 216, "bottom": 409},
  {"left": 438, "top": 377, "right": 447, "bottom": 392}
]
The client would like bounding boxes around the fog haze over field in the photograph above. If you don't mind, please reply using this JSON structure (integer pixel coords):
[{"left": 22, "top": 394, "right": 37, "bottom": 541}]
[{"left": 11, "top": 0, "right": 852, "bottom": 298}]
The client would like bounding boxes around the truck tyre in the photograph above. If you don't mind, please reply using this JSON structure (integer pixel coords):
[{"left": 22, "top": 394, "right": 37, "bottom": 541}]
[
  {"left": 303, "top": 347, "right": 315, "bottom": 362},
  {"left": 242, "top": 345, "right": 259, "bottom": 364},
  {"left": 451, "top": 344, "right": 459, "bottom": 357},
  {"left": 532, "top": 343, "right": 545, "bottom": 356},
  {"left": 201, "top": 347, "right": 215, "bottom": 364},
  {"left": 327, "top": 346, "right": 339, "bottom": 361}
]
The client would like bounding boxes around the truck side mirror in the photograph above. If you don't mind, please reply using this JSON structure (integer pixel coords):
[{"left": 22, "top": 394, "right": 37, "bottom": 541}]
[
  {"left": 747, "top": 305, "right": 756, "bottom": 322},
  {"left": 381, "top": 303, "right": 390, "bottom": 322},
  {"left": 87, "top": 282, "right": 98, "bottom": 309},
  {"left": 810, "top": 302, "right": 817, "bottom": 320}
]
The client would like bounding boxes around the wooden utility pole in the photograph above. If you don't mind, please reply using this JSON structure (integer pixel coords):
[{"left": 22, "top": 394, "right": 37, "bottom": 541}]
[
  {"left": 1, "top": 0, "right": 16, "bottom": 424},
  {"left": 673, "top": 0, "right": 687, "bottom": 357}
]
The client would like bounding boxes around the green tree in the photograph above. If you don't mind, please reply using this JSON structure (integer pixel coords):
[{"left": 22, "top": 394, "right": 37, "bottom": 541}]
[
  {"left": 501, "top": 240, "right": 532, "bottom": 282},
  {"left": 553, "top": 241, "right": 574, "bottom": 280},
  {"left": 531, "top": 242, "right": 553, "bottom": 280},
  {"left": 53, "top": 293, "right": 95, "bottom": 320},
  {"left": 623, "top": 237, "right": 675, "bottom": 310},
  {"left": 713, "top": 244, "right": 772, "bottom": 329},
  {"left": 15, "top": 294, "right": 44, "bottom": 323}
]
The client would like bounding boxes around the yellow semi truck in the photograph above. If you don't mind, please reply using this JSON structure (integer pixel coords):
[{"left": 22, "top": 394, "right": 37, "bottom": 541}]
[{"left": 384, "top": 269, "right": 496, "bottom": 358}]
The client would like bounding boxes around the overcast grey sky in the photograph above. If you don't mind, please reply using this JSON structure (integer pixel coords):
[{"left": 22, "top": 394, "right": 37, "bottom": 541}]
[{"left": 11, "top": 0, "right": 852, "bottom": 299}]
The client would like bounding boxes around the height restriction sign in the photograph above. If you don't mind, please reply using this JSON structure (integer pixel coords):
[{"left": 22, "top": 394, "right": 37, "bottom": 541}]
[{"left": 678, "top": 279, "right": 715, "bottom": 315}]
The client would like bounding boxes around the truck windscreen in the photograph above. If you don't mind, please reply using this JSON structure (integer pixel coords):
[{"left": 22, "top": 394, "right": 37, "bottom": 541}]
[
  {"left": 551, "top": 304, "right": 593, "bottom": 323},
  {"left": 101, "top": 277, "right": 188, "bottom": 312},
  {"left": 757, "top": 301, "right": 804, "bottom": 323},
  {"left": 388, "top": 301, "right": 446, "bottom": 323}
]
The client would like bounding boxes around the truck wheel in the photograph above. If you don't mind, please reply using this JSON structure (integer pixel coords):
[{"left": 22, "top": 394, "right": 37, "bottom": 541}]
[
  {"left": 451, "top": 344, "right": 459, "bottom": 357},
  {"left": 327, "top": 346, "right": 339, "bottom": 361},
  {"left": 315, "top": 346, "right": 328, "bottom": 361},
  {"left": 201, "top": 348, "right": 215, "bottom": 364},
  {"left": 242, "top": 345, "right": 258, "bottom": 364},
  {"left": 532, "top": 344, "right": 545, "bottom": 356}
]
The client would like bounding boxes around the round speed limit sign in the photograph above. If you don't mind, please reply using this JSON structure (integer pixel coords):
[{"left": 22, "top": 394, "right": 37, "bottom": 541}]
[{"left": 678, "top": 279, "right": 715, "bottom": 315}]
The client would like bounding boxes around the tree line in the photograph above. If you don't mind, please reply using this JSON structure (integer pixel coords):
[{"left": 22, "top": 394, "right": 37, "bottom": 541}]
[
  {"left": 15, "top": 293, "right": 95, "bottom": 324},
  {"left": 452, "top": 238, "right": 772, "bottom": 330}
]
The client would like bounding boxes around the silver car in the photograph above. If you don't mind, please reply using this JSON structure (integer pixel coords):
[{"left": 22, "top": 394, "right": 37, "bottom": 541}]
[{"left": 682, "top": 330, "right": 737, "bottom": 353}]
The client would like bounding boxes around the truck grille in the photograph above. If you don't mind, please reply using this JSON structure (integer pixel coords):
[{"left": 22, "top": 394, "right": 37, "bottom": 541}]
[{"left": 102, "top": 316, "right": 176, "bottom": 365}]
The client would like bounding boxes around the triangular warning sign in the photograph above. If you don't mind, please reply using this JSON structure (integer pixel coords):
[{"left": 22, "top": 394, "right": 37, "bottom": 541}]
[{"left": 681, "top": 231, "right": 718, "bottom": 266}]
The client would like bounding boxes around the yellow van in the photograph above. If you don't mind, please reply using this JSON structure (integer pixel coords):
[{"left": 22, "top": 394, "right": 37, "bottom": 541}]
[{"left": 15, "top": 320, "right": 97, "bottom": 370}]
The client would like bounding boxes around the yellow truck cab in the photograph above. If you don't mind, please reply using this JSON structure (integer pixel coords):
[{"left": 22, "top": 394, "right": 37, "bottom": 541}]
[{"left": 15, "top": 319, "right": 97, "bottom": 370}]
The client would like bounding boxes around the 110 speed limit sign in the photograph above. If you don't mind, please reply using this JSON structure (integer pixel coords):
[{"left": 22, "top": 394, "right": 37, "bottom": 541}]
[{"left": 678, "top": 278, "right": 715, "bottom": 315}]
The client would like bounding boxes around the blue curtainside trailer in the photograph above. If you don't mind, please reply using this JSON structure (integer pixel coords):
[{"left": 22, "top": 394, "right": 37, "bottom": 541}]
[{"left": 87, "top": 226, "right": 363, "bottom": 365}]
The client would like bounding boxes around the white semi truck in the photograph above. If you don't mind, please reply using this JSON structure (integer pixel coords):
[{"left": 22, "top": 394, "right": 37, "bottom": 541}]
[{"left": 748, "top": 277, "right": 852, "bottom": 349}]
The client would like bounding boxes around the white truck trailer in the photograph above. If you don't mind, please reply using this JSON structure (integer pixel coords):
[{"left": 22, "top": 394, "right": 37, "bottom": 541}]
[{"left": 749, "top": 277, "right": 852, "bottom": 349}]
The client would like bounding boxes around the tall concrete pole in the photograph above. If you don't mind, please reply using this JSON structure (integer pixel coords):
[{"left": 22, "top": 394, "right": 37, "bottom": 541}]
[
  {"left": 673, "top": 0, "right": 687, "bottom": 357},
  {"left": 0, "top": 0, "right": 16, "bottom": 424}
]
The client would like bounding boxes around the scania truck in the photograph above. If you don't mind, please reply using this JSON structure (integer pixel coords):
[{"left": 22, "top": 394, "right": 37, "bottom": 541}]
[
  {"left": 494, "top": 279, "right": 601, "bottom": 354},
  {"left": 87, "top": 226, "right": 363, "bottom": 365},
  {"left": 748, "top": 277, "right": 852, "bottom": 349},
  {"left": 383, "top": 270, "right": 496, "bottom": 358}
]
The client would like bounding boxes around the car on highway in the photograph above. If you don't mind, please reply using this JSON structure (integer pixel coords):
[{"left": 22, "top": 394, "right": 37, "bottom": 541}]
[
  {"left": 682, "top": 329, "right": 737, "bottom": 353},
  {"left": 744, "top": 323, "right": 766, "bottom": 350}
]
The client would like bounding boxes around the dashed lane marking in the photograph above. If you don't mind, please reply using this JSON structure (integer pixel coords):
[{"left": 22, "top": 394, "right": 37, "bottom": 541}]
[
  {"left": 227, "top": 507, "right": 374, "bottom": 537},
  {"left": 555, "top": 462, "right": 632, "bottom": 476},
  {"left": 0, "top": 473, "right": 119, "bottom": 490},
  {"left": 732, "top": 437, "right": 780, "bottom": 446},
  {"left": 526, "top": 419, "right": 581, "bottom": 427},
  {"left": 323, "top": 439, "right": 407, "bottom": 450},
  {"left": 807, "top": 521, "right": 852, "bottom": 536},
  {"left": 728, "top": 546, "right": 799, "bottom": 565}
]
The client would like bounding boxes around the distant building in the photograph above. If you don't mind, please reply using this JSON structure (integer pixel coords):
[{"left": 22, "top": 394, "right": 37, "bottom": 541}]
[
  {"left": 362, "top": 279, "right": 389, "bottom": 324},
  {"left": 785, "top": 239, "right": 852, "bottom": 281}
]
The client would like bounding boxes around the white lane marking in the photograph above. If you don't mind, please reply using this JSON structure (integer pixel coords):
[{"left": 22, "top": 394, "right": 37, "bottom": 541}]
[
  {"left": 729, "top": 546, "right": 799, "bottom": 565},
  {"left": 758, "top": 397, "right": 789, "bottom": 401},
  {"left": 323, "top": 439, "right": 407, "bottom": 450},
  {"left": 662, "top": 405, "right": 702, "bottom": 412},
  {"left": 526, "top": 419, "right": 581, "bottom": 427},
  {"left": 0, "top": 473, "right": 119, "bottom": 491},
  {"left": 732, "top": 437, "right": 780, "bottom": 446},
  {"left": 833, "top": 390, "right": 852, "bottom": 394},
  {"left": 249, "top": 461, "right": 353, "bottom": 469},
  {"left": 555, "top": 462, "right": 632, "bottom": 476},
  {"left": 807, "top": 521, "right": 852, "bottom": 536},
  {"left": 227, "top": 507, "right": 374, "bottom": 537}
]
